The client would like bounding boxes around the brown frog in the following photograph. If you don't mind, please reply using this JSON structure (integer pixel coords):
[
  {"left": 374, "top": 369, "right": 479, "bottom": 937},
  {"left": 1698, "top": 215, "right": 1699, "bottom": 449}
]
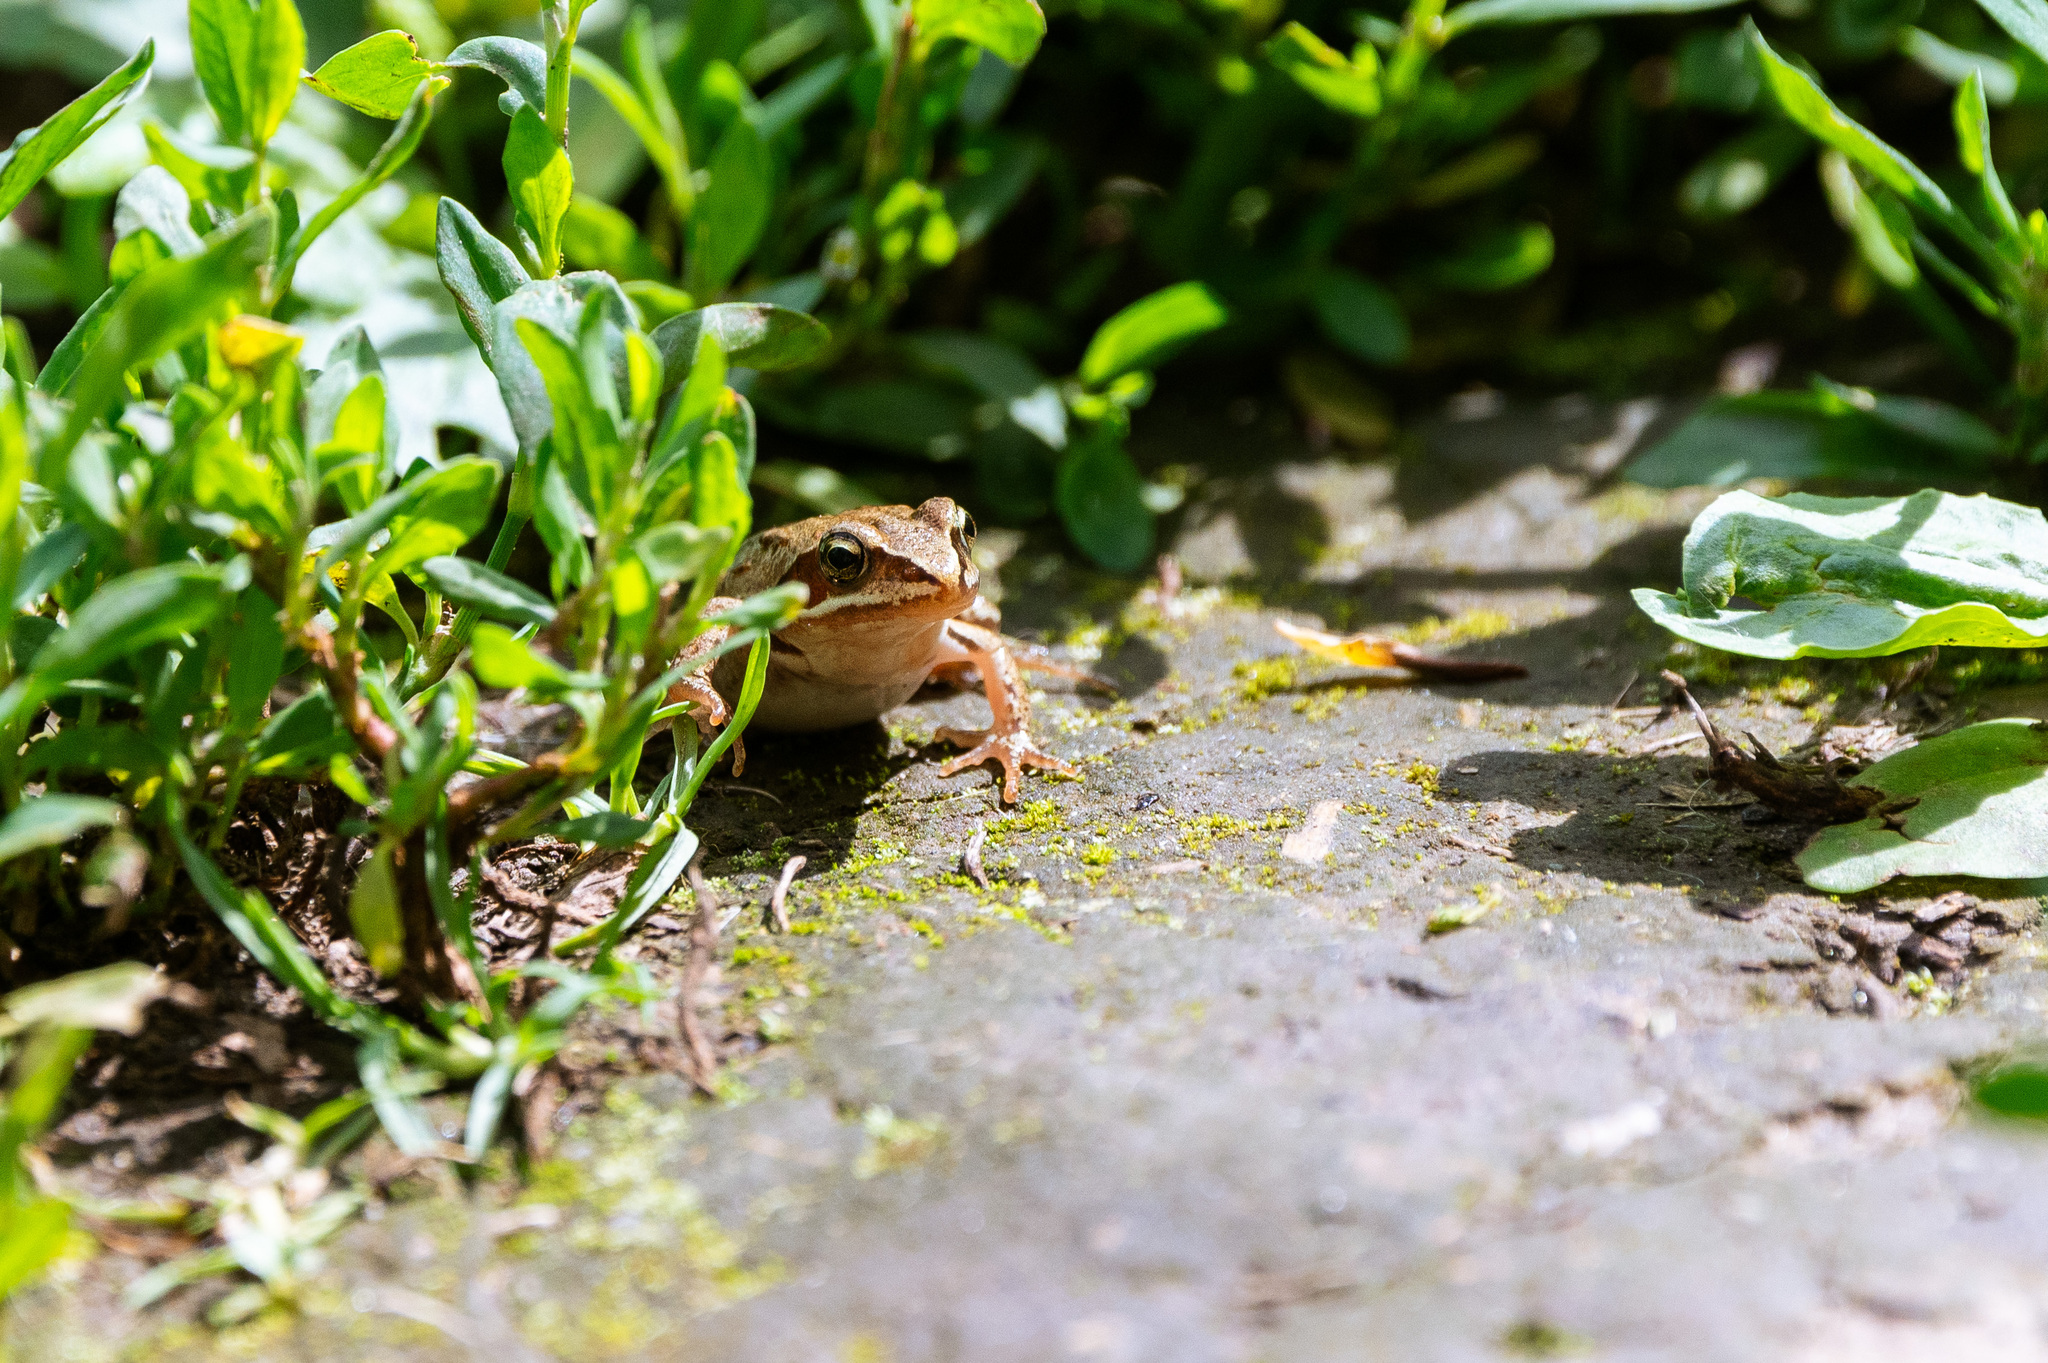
[{"left": 670, "top": 497, "right": 1093, "bottom": 802}]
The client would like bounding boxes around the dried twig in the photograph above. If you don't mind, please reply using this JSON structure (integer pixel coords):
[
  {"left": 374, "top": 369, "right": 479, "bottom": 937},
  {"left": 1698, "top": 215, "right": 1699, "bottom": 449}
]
[
  {"left": 1660, "top": 671, "right": 1891, "bottom": 823},
  {"left": 962, "top": 825, "right": 989, "bottom": 890},
  {"left": 679, "top": 852, "right": 721, "bottom": 1095},
  {"left": 768, "top": 855, "right": 805, "bottom": 933}
]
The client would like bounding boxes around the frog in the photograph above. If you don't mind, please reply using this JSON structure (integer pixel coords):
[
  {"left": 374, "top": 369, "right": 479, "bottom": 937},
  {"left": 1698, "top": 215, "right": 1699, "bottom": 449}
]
[{"left": 668, "top": 497, "right": 1097, "bottom": 803}]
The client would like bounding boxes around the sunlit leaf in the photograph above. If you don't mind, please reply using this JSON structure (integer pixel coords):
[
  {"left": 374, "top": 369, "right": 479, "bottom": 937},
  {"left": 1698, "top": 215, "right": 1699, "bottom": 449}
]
[
  {"left": 912, "top": 0, "right": 1046, "bottom": 65},
  {"left": 0, "top": 40, "right": 154, "bottom": 224},
  {"left": 306, "top": 29, "right": 440, "bottom": 119},
  {"left": 1078, "top": 282, "right": 1229, "bottom": 388}
]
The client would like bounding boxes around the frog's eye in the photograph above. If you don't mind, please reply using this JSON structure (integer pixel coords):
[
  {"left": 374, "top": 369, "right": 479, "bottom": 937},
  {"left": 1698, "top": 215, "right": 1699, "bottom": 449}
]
[
  {"left": 819, "top": 531, "right": 868, "bottom": 583},
  {"left": 957, "top": 509, "right": 977, "bottom": 545}
]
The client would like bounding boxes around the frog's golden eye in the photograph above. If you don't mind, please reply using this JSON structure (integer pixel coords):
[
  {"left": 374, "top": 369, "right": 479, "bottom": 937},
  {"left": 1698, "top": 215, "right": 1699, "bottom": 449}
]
[
  {"left": 958, "top": 509, "right": 977, "bottom": 545},
  {"left": 819, "top": 531, "right": 868, "bottom": 583}
]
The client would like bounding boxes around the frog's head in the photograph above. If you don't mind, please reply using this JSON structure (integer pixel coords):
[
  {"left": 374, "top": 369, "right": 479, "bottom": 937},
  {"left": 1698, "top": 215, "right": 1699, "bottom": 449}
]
[{"left": 745, "top": 497, "right": 980, "bottom": 627}]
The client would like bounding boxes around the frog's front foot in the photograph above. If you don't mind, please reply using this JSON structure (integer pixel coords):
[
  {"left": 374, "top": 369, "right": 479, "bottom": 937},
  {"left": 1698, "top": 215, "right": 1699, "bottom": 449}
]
[{"left": 935, "top": 725, "right": 1077, "bottom": 804}]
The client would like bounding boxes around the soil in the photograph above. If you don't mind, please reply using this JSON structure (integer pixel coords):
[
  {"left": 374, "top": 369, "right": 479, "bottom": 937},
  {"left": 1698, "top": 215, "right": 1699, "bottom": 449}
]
[{"left": 12, "top": 395, "right": 2048, "bottom": 1362}]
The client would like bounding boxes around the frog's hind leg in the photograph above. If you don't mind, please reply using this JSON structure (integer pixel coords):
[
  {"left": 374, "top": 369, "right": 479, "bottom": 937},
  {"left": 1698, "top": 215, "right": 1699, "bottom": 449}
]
[{"left": 931, "top": 620, "right": 1077, "bottom": 803}]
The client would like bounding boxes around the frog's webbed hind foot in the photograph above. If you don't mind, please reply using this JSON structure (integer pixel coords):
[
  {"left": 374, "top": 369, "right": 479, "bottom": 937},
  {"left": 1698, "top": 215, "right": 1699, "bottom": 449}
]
[{"left": 935, "top": 726, "right": 1077, "bottom": 805}]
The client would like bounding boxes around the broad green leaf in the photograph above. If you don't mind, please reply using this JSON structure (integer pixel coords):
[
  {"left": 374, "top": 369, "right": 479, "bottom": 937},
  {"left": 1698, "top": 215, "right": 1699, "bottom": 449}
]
[
  {"left": 192, "top": 433, "right": 290, "bottom": 536},
  {"left": 1444, "top": 0, "right": 1742, "bottom": 35},
  {"left": 1078, "top": 282, "right": 1230, "bottom": 389},
  {"left": 1056, "top": 431, "right": 1154, "bottom": 573},
  {"left": 141, "top": 122, "right": 256, "bottom": 208},
  {"left": 0, "top": 962, "right": 166, "bottom": 1037},
  {"left": 690, "top": 118, "right": 772, "bottom": 296},
  {"left": 633, "top": 522, "right": 729, "bottom": 586},
  {"left": 903, "top": 329, "right": 1043, "bottom": 399},
  {"left": 247, "top": 0, "right": 305, "bottom": 148},
  {"left": 561, "top": 194, "right": 663, "bottom": 279},
  {"left": 422, "top": 555, "right": 555, "bottom": 628},
  {"left": 436, "top": 198, "right": 530, "bottom": 360},
  {"left": 190, "top": 0, "right": 258, "bottom": 144},
  {"left": 0, "top": 795, "right": 124, "bottom": 866},
  {"left": 708, "top": 584, "right": 808, "bottom": 635},
  {"left": 349, "top": 841, "right": 405, "bottom": 976},
  {"left": 651, "top": 303, "right": 828, "bottom": 382},
  {"left": 1431, "top": 222, "right": 1554, "bottom": 291},
  {"left": 444, "top": 35, "right": 549, "bottom": 116},
  {"left": 51, "top": 213, "right": 270, "bottom": 465},
  {"left": 1797, "top": 720, "right": 2048, "bottom": 891},
  {"left": 369, "top": 458, "right": 503, "bottom": 580},
  {"left": 1972, "top": 0, "right": 2048, "bottom": 71},
  {"left": 250, "top": 691, "right": 352, "bottom": 776},
  {"left": 1626, "top": 385, "right": 1998, "bottom": 488},
  {"left": 545, "top": 810, "right": 656, "bottom": 847},
  {"left": 1311, "top": 269, "right": 1409, "bottom": 365},
  {"left": 1747, "top": 22, "right": 1957, "bottom": 229},
  {"left": 1264, "top": 22, "right": 1380, "bottom": 118},
  {"left": 504, "top": 104, "right": 573, "bottom": 277},
  {"left": 306, "top": 30, "right": 440, "bottom": 119},
  {"left": 486, "top": 275, "right": 633, "bottom": 457},
  {"left": 912, "top": 0, "right": 1046, "bottom": 65},
  {"left": 0, "top": 40, "right": 154, "bottom": 225},
  {"left": 781, "top": 378, "right": 976, "bottom": 458},
  {"left": 469, "top": 622, "right": 573, "bottom": 690},
  {"left": 1632, "top": 489, "right": 2048, "bottom": 660},
  {"left": 18, "top": 563, "right": 230, "bottom": 703}
]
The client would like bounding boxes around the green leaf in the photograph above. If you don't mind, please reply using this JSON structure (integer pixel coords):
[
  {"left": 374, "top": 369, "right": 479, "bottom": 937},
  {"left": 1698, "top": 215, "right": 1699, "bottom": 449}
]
[
  {"left": 632, "top": 522, "right": 730, "bottom": 586},
  {"left": 0, "top": 1200, "right": 70, "bottom": 1300},
  {"left": 503, "top": 104, "right": 573, "bottom": 277},
  {"left": 1431, "top": 222, "right": 1554, "bottom": 291},
  {"left": 368, "top": 458, "right": 503, "bottom": 581},
  {"left": 246, "top": 0, "right": 305, "bottom": 148},
  {"left": 422, "top": 555, "right": 555, "bottom": 628},
  {"left": 1746, "top": 22, "right": 1957, "bottom": 230},
  {"left": 1311, "top": 269, "right": 1409, "bottom": 365},
  {"left": 1078, "top": 283, "right": 1229, "bottom": 389},
  {"left": 50, "top": 213, "right": 270, "bottom": 467},
  {"left": 912, "top": 0, "right": 1046, "bottom": 65},
  {"left": 348, "top": 841, "right": 405, "bottom": 977},
  {"left": 572, "top": 48, "right": 691, "bottom": 221},
  {"left": 469, "top": 622, "right": 573, "bottom": 690},
  {"left": 691, "top": 430, "right": 751, "bottom": 549},
  {"left": 651, "top": 303, "right": 828, "bottom": 382},
  {"left": 1976, "top": 1063, "right": 2048, "bottom": 1121},
  {"left": 463, "top": 1054, "right": 517, "bottom": 1160},
  {"left": 435, "top": 198, "right": 531, "bottom": 361},
  {"left": 1954, "top": 72, "right": 2020, "bottom": 240},
  {"left": 306, "top": 30, "right": 440, "bottom": 119},
  {"left": 0, "top": 962, "right": 167, "bottom": 1038},
  {"left": 690, "top": 118, "right": 772, "bottom": 296},
  {"left": 355, "top": 1031, "right": 441, "bottom": 1156},
  {"left": 517, "top": 317, "right": 625, "bottom": 519},
  {"left": 444, "top": 36, "right": 549, "bottom": 116},
  {"left": 0, "top": 795, "right": 124, "bottom": 866},
  {"left": 1972, "top": 0, "right": 2048, "bottom": 70},
  {"left": 1264, "top": 22, "right": 1380, "bottom": 118},
  {"left": 173, "top": 825, "right": 353, "bottom": 1023},
  {"left": 12, "top": 564, "right": 230, "bottom": 714},
  {"left": 545, "top": 810, "right": 655, "bottom": 847},
  {"left": 1631, "top": 489, "right": 2048, "bottom": 660},
  {"left": 225, "top": 589, "right": 285, "bottom": 731},
  {"left": 1056, "top": 431, "right": 1154, "bottom": 572},
  {"left": 1444, "top": 0, "right": 1743, "bottom": 36},
  {"left": 1626, "top": 385, "right": 1998, "bottom": 488},
  {"left": 250, "top": 691, "right": 353, "bottom": 776},
  {"left": 141, "top": 122, "right": 256, "bottom": 209},
  {"left": 1678, "top": 122, "right": 1810, "bottom": 220},
  {"left": 0, "top": 40, "right": 154, "bottom": 225},
  {"left": 1796, "top": 720, "right": 2048, "bottom": 891},
  {"left": 190, "top": 0, "right": 258, "bottom": 144}
]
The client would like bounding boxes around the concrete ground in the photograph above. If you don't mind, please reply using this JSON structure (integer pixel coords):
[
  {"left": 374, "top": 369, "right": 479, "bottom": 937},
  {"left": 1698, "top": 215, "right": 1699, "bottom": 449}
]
[{"left": 15, "top": 396, "right": 2048, "bottom": 1362}]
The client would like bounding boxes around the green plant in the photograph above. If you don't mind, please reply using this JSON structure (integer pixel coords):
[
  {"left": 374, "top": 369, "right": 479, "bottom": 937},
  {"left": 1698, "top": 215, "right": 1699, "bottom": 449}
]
[
  {"left": 1636, "top": 486, "right": 2048, "bottom": 891},
  {"left": 0, "top": 0, "right": 815, "bottom": 1192},
  {"left": 1631, "top": 13, "right": 2048, "bottom": 488},
  {"left": 0, "top": 963, "right": 168, "bottom": 1301}
]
